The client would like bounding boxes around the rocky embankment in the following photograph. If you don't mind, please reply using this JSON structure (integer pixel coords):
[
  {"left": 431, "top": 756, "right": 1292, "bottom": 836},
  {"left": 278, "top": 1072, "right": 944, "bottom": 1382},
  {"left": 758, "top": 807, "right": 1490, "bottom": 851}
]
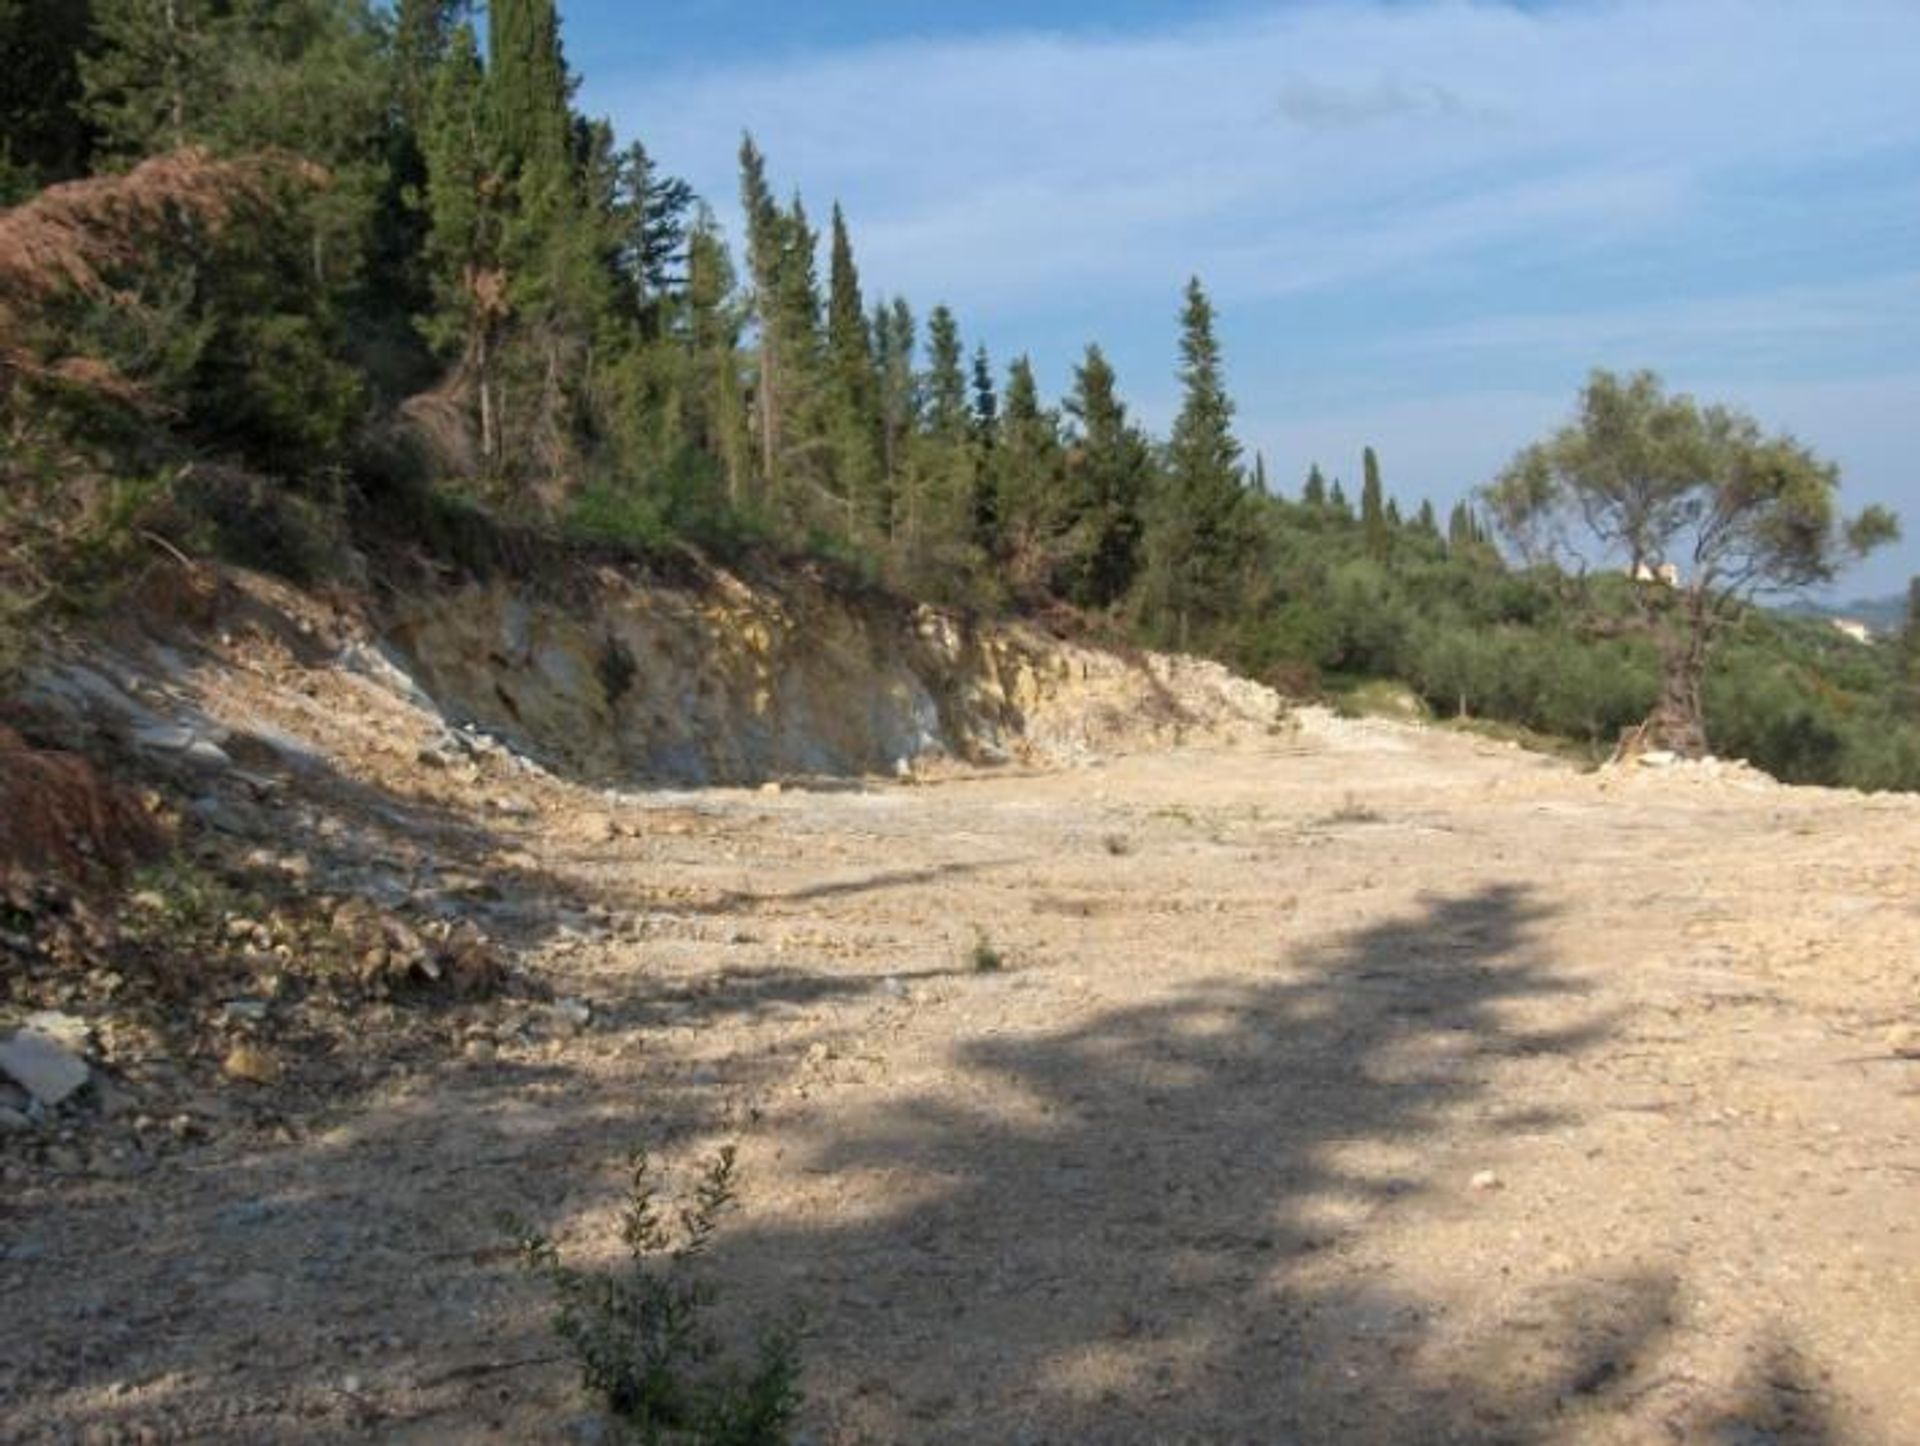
[{"left": 383, "top": 562, "right": 1285, "bottom": 785}]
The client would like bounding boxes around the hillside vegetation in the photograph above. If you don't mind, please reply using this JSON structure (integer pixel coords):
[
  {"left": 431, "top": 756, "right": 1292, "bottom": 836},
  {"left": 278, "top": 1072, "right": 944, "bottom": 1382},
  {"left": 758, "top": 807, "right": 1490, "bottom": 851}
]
[{"left": 3, "top": 0, "right": 1916, "bottom": 787}]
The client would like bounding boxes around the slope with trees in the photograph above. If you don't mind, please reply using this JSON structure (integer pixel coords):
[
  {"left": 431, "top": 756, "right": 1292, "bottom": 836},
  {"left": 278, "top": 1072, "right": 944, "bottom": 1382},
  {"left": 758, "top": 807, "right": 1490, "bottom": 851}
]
[{"left": 0, "top": 0, "right": 1912, "bottom": 790}]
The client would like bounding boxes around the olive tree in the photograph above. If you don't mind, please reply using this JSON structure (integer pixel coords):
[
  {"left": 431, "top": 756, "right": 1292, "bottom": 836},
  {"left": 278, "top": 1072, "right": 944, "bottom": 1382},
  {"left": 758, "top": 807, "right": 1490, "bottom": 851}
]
[{"left": 1483, "top": 369, "right": 1897, "bottom": 756}]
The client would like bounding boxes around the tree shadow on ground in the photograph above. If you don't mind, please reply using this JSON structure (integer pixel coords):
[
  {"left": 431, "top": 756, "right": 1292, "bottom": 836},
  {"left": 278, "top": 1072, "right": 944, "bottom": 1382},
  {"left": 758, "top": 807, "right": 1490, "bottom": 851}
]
[
  {"left": 692, "top": 883, "right": 1813, "bottom": 1443},
  {"left": 12, "top": 877, "right": 1853, "bottom": 1443}
]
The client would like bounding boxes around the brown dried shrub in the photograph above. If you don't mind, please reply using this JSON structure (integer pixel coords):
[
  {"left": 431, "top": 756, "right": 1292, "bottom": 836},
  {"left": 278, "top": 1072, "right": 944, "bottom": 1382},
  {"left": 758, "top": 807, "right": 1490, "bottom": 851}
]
[
  {"left": 0, "top": 146, "right": 327, "bottom": 401},
  {"left": 0, "top": 725, "right": 164, "bottom": 888}
]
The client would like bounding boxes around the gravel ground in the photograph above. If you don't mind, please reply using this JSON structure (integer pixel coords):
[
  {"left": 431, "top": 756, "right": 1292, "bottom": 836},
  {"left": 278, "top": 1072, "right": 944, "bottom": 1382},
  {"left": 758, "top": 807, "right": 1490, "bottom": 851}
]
[{"left": 5, "top": 664, "right": 1919, "bottom": 1443}]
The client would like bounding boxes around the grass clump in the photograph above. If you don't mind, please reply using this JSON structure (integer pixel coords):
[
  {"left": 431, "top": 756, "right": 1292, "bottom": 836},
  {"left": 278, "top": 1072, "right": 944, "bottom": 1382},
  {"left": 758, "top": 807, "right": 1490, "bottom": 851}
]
[
  {"left": 1321, "top": 793, "right": 1385, "bottom": 826},
  {"left": 969, "top": 931, "right": 1005, "bottom": 974},
  {"left": 509, "top": 1146, "right": 802, "bottom": 1445}
]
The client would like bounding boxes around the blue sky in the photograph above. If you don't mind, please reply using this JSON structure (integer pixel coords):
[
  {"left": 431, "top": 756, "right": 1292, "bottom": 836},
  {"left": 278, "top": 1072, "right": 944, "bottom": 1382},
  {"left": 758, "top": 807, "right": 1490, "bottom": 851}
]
[{"left": 564, "top": 0, "right": 1920, "bottom": 598}]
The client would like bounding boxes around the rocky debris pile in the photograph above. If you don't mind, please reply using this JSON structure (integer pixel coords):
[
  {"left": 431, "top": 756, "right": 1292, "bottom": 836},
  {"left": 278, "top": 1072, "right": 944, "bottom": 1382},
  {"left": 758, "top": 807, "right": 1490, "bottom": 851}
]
[
  {"left": 0, "top": 845, "right": 516, "bottom": 1181},
  {"left": 325, "top": 897, "right": 505, "bottom": 997},
  {"left": 1600, "top": 749, "right": 1779, "bottom": 791}
]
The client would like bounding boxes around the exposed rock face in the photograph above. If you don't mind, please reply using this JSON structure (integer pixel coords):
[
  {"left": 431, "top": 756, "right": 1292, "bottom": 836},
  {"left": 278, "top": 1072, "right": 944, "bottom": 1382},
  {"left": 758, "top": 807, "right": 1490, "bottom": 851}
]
[{"left": 382, "top": 564, "right": 1284, "bottom": 786}]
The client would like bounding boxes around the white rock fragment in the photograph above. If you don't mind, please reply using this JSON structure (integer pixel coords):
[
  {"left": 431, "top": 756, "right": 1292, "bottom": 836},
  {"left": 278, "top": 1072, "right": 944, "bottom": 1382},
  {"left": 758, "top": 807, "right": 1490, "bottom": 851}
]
[{"left": 0, "top": 1030, "right": 90, "bottom": 1106}]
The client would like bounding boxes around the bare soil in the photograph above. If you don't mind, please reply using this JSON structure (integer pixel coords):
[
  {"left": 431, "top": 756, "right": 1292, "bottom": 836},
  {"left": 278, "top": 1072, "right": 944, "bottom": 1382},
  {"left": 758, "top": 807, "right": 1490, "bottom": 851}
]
[{"left": 5, "top": 647, "right": 1920, "bottom": 1443}]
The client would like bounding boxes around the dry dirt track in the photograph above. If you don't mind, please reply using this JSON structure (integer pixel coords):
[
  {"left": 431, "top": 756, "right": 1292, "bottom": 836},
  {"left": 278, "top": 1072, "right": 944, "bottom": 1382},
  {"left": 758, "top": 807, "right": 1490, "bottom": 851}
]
[{"left": 8, "top": 712, "right": 1920, "bottom": 1444}]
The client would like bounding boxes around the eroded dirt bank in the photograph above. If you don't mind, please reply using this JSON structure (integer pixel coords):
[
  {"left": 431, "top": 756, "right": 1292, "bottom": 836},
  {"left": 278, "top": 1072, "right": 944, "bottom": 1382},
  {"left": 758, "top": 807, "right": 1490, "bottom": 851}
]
[
  {"left": 4, "top": 571, "right": 1920, "bottom": 1445},
  {"left": 382, "top": 563, "right": 1282, "bottom": 784}
]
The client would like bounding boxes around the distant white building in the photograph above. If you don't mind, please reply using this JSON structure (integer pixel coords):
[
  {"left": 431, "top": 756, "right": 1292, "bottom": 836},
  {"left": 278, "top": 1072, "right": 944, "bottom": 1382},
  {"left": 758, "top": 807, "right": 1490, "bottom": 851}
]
[
  {"left": 1629, "top": 562, "right": 1681, "bottom": 588},
  {"left": 1830, "top": 617, "right": 1873, "bottom": 645}
]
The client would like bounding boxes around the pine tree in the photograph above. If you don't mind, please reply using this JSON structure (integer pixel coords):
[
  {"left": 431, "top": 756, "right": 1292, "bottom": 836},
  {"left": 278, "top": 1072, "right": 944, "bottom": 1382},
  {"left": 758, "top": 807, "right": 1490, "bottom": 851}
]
[
  {"left": 1062, "top": 343, "right": 1149, "bottom": 608},
  {"left": 910, "top": 303, "right": 972, "bottom": 559},
  {"left": 609, "top": 139, "right": 695, "bottom": 336},
  {"left": 1361, "top": 445, "right": 1389, "bottom": 558},
  {"left": 80, "top": 0, "right": 222, "bottom": 155},
  {"left": 995, "top": 355, "right": 1066, "bottom": 593},
  {"left": 1416, "top": 498, "right": 1439, "bottom": 536},
  {"left": 1140, "top": 278, "right": 1251, "bottom": 647},
  {"left": 924, "top": 306, "right": 967, "bottom": 439}
]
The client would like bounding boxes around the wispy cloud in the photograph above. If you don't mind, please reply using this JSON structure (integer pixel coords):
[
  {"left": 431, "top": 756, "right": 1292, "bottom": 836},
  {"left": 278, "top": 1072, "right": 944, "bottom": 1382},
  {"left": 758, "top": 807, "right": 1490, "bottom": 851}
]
[
  {"left": 610, "top": 0, "right": 1920, "bottom": 309},
  {"left": 1270, "top": 75, "right": 1501, "bottom": 131}
]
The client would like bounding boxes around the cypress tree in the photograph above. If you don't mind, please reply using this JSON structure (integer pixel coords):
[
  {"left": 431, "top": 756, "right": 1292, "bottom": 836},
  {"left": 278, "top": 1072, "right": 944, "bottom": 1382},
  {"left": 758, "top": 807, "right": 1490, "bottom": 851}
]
[
  {"left": 770, "top": 194, "right": 828, "bottom": 514},
  {"left": 1303, "top": 464, "right": 1328, "bottom": 508},
  {"left": 738, "top": 135, "right": 784, "bottom": 488},
  {"left": 1329, "top": 478, "right": 1351, "bottom": 520},
  {"left": 1361, "top": 445, "right": 1389, "bottom": 558},
  {"left": 394, "top": 0, "right": 458, "bottom": 133},
  {"left": 1416, "top": 498, "right": 1439, "bottom": 535},
  {"left": 825, "top": 203, "right": 883, "bottom": 534},
  {"left": 1447, "top": 501, "right": 1473, "bottom": 549},
  {"left": 873, "top": 297, "right": 917, "bottom": 539},
  {"left": 686, "top": 206, "right": 752, "bottom": 506},
  {"left": 969, "top": 345, "right": 1000, "bottom": 552},
  {"left": 419, "top": 21, "right": 505, "bottom": 460},
  {"left": 487, "top": 0, "right": 569, "bottom": 190}
]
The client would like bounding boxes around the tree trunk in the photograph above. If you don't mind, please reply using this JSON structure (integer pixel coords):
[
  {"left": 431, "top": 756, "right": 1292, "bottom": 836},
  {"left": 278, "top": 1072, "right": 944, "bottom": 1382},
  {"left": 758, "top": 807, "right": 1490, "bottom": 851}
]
[{"left": 1646, "top": 615, "right": 1710, "bottom": 756}]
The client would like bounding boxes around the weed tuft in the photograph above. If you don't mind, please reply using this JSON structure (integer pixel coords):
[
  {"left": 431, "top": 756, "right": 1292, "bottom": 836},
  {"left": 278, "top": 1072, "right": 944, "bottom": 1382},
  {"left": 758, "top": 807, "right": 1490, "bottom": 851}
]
[
  {"left": 508, "top": 1146, "right": 802, "bottom": 1445},
  {"left": 969, "top": 931, "right": 1005, "bottom": 974}
]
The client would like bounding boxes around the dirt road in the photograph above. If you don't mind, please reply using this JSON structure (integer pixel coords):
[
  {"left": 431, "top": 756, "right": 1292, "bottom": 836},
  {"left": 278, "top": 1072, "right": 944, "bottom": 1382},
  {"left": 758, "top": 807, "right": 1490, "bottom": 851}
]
[{"left": 7, "top": 707, "right": 1920, "bottom": 1443}]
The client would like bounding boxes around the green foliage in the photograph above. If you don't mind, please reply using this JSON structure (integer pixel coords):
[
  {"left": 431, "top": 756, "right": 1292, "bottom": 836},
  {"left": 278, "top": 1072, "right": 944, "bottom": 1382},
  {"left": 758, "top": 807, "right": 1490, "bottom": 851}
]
[
  {"left": 7, "top": 3, "right": 1916, "bottom": 799},
  {"left": 1138, "top": 278, "right": 1254, "bottom": 649},
  {"left": 510, "top": 1147, "right": 803, "bottom": 1445},
  {"left": 969, "top": 931, "right": 1004, "bottom": 973},
  {"left": 1482, "top": 368, "right": 1899, "bottom": 754},
  {"left": 0, "top": 0, "right": 94, "bottom": 197}
]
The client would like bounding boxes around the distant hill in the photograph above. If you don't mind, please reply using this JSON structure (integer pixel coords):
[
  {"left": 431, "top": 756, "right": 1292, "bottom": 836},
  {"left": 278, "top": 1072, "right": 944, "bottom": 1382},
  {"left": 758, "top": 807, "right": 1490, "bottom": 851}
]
[{"left": 1781, "top": 593, "right": 1908, "bottom": 636}]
